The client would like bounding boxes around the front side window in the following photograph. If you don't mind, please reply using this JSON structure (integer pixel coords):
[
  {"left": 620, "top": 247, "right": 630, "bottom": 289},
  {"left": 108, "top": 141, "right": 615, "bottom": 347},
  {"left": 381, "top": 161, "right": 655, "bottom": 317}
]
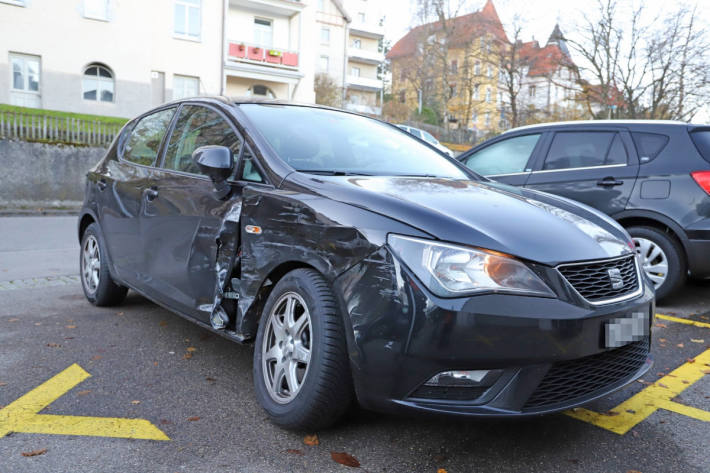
[
  {"left": 254, "top": 18, "right": 273, "bottom": 47},
  {"left": 173, "top": 75, "right": 199, "bottom": 100},
  {"left": 84, "top": 0, "right": 109, "bottom": 20},
  {"left": 240, "top": 104, "right": 468, "bottom": 178},
  {"left": 543, "top": 132, "right": 627, "bottom": 170},
  {"left": 164, "top": 105, "right": 242, "bottom": 177},
  {"left": 174, "top": 0, "right": 200, "bottom": 40},
  {"left": 10, "top": 53, "right": 40, "bottom": 92},
  {"left": 464, "top": 134, "right": 541, "bottom": 176},
  {"left": 122, "top": 108, "right": 176, "bottom": 167},
  {"left": 83, "top": 64, "right": 114, "bottom": 102}
]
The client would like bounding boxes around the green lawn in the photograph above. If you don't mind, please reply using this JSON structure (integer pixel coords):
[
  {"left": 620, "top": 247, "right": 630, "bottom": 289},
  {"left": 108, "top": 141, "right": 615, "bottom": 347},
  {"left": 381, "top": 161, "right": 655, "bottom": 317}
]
[{"left": 0, "top": 104, "right": 128, "bottom": 126}]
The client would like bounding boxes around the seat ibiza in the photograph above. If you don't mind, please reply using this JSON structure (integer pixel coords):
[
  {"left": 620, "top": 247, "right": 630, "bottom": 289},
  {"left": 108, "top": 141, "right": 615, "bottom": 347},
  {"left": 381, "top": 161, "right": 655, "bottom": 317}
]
[{"left": 79, "top": 98, "right": 654, "bottom": 430}]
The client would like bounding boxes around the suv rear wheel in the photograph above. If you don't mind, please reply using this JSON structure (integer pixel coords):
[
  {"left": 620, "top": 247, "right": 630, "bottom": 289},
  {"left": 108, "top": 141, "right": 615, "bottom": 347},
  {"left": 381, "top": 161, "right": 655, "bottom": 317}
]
[
  {"left": 628, "top": 226, "right": 686, "bottom": 300},
  {"left": 252, "top": 268, "right": 353, "bottom": 430}
]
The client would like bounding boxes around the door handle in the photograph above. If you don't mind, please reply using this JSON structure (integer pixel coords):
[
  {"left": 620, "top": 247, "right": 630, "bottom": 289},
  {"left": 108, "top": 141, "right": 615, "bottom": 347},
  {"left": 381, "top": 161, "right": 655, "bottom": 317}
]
[
  {"left": 97, "top": 178, "right": 107, "bottom": 191},
  {"left": 596, "top": 177, "right": 624, "bottom": 187},
  {"left": 145, "top": 187, "right": 159, "bottom": 201}
]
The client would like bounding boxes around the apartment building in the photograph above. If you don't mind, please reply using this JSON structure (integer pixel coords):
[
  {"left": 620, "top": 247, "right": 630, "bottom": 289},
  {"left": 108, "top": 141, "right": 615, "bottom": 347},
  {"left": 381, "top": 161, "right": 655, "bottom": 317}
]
[
  {"left": 342, "top": 0, "right": 384, "bottom": 115},
  {"left": 0, "top": 0, "right": 223, "bottom": 118},
  {"left": 224, "top": 0, "right": 317, "bottom": 103},
  {"left": 314, "top": 0, "right": 350, "bottom": 93}
]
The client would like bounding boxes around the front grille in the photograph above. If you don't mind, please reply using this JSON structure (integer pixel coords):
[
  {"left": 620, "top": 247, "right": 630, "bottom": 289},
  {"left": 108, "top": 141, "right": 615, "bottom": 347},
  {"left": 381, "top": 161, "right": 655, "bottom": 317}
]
[
  {"left": 558, "top": 255, "right": 639, "bottom": 303},
  {"left": 523, "top": 337, "right": 650, "bottom": 411},
  {"left": 409, "top": 385, "right": 487, "bottom": 401}
]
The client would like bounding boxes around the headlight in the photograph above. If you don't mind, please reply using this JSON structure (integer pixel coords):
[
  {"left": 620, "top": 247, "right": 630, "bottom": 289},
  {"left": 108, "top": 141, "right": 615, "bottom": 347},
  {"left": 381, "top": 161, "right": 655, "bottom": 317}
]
[{"left": 387, "top": 234, "right": 555, "bottom": 298}]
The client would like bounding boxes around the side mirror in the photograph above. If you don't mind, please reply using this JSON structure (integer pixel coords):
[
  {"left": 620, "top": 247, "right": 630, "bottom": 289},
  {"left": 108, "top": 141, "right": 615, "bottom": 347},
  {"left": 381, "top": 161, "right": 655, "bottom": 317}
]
[{"left": 192, "top": 145, "right": 235, "bottom": 199}]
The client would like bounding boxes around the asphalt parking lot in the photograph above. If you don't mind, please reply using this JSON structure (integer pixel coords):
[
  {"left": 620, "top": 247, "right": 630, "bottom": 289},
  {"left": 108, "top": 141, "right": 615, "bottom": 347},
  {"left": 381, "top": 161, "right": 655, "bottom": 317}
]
[{"left": 1, "top": 216, "right": 709, "bottom": 473}]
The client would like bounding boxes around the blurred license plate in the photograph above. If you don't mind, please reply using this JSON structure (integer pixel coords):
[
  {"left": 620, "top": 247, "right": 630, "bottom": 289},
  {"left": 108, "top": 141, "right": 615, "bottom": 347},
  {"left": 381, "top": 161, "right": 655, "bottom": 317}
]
[{"left": 605, "top": 311, "right": 649, "bottom": 348}]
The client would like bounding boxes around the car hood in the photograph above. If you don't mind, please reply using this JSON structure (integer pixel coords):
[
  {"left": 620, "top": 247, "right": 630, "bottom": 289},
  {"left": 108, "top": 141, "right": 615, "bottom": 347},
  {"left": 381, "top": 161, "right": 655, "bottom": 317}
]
[{"left": 286, "top": 174, "right": 633, "bottom": 266}]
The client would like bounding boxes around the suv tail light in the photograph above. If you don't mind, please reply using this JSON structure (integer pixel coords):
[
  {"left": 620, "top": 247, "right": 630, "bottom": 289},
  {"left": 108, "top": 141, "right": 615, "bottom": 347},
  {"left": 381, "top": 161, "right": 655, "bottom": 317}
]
[{"left": 692, "top": 171, "right": 710, "bottom": 195}]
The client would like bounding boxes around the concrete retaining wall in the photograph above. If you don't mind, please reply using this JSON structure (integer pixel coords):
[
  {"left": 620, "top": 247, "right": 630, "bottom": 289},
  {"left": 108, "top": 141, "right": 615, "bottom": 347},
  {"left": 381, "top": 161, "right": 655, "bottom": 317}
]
[{"left": 0, "top": 139, "right": 106, "bottom": 209}]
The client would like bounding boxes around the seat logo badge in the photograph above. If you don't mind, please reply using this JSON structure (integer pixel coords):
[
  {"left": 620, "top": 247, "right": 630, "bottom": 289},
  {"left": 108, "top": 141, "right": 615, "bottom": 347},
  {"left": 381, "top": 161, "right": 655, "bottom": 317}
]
[
  {"left": 608, "top": 268, "right": 624, "bottom": 289},
  {"left": 245, "top": 225, "right": 262, "bottom": 235}
]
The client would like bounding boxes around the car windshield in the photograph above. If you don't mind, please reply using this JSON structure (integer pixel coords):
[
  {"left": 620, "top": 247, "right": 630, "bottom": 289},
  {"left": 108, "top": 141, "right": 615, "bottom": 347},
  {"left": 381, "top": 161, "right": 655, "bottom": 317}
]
[{"left": 240, "top": 104, "right": 468, "bottom": 178}]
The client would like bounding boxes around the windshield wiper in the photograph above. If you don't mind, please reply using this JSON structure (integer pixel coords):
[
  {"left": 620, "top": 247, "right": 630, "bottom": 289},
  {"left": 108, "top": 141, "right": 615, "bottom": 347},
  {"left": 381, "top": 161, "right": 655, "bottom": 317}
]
[{"left": 296, "top": 170, "right": 374, "bottom": 176}]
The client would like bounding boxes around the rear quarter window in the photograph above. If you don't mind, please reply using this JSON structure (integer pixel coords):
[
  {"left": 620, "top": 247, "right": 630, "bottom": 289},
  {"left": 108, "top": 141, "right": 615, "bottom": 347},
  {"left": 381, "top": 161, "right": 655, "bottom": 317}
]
[
  {"left": 631, "top": 132, "right": 669, "bottom": 163},
  {"left": 689, "top": 130, "right": 710, "bottom": 164}
]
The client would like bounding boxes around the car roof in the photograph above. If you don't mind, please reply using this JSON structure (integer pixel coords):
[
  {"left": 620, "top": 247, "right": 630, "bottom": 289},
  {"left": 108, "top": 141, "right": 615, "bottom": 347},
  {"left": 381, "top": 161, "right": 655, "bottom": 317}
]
[{"left": 503, "top": 119, "right": 692, "bottom": 134}]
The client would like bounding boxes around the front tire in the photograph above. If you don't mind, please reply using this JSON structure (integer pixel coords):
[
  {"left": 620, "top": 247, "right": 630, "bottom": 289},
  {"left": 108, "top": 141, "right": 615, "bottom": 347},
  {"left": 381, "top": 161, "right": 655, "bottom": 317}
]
[
  {"left": 80, "top": 223, "right": 128, "bottom": 306},
  {"left": 253, "top": 268, "right": 353, "bottom": 430},
  {"left": 628, "top": 225, "right": 686, "bottom": 301}
]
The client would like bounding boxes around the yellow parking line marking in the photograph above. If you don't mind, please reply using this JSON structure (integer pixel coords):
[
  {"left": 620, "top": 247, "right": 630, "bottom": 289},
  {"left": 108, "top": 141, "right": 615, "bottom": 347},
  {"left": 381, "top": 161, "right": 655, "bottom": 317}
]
[
  {"left": 0, "top": 364, "right": 169, "bottom": 441},
  {"left": 566, "top": 348, "right": 710, "bottom": 434},
  {"left": 656, "top": 313, "right": 710, "bottom": 329}
]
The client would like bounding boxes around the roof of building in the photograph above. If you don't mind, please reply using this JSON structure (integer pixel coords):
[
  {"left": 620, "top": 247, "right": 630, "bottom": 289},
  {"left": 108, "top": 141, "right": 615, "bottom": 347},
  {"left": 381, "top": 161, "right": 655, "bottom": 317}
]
[
  {"left": 386, "top": 0, "right": 508, "bottom": 60},
  {"left": 517, "top": 25, "right": 574, "bottom": 77}
]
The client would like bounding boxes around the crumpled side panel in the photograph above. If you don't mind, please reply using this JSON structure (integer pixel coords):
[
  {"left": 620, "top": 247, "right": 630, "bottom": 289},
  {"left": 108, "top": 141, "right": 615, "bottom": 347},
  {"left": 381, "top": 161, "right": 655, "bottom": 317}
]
[{"left": 208, "top": 200, "right": 242, "bottom": 329}]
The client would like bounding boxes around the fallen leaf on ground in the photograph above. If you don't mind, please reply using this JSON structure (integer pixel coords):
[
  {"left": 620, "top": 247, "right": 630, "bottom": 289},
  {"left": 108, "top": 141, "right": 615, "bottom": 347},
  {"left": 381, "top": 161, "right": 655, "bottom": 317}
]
[
  {"left": 187, "top": 416, "right": 200, "bottom": 421},
  {"left": 687, "top": 358, "right": 695, "bottom": 363},
  {"left": 131, "top": 400, "right": 141, "bottom": 405},
  {"left": 659, "top": 338, "right": 667, "bottom": 343},
  {"left": 701, "top": 369, "right": 710, "bottom": 374},
  {"left": 690, "top": 339, "right": 705, "bottom": 344},
  {"left": 657, "top": 383, "right": 669, "bottom": 389},
  {"left": 330, "top": 451, "right": 360, "bottom": 468},
  {"left": 116, "top": 312, "right": 124, "bottom": 316},
  {"left": 654, "top": 323, "right": 667, "bottom": 328},
  {"left": 286, "top": 449, "right": 303, "bottom": 455},
  {"left": 159, "top": 320, "right": 168, "bottom": 327},
  {"left": 34, "top": 322, "right": 41, "bottom": 326},
  {"left": 438, "top": 469, "right": 448, "bottom": 473},
  {"left": 77, "top": 390, "right": 91, "bottom": 396},
  {"left": 64, "top": 337, "right": 74, "bottom": 340},
  {"left": 627, "top": 470, "right": 642, "bottom": 473},
  {"left": 46, "top": 343, "right": 61, "bottom": 348},
  {"left": 182, "top": 352, "right": 193, "bottom": 360},
  {"left": 65, "top": 325, "right": 76, "bottom": 329},
  {"left": 677, "top": 343, "right": 685, "bottom": 348},
  {"left": 186, "top": 347, "right": 197, "bottom": 352},
  {"left": 631, "top": 431, "right": 639, "bottom": 438},
  {"left": 9, "top": 318, "right": 19, "bottom": 322},
  {"left": 21, "top": 448, "right": 47, "bottom": 457},
  {"left": 92, "top": 355, "right": 102, "bottom": 361},
  {"left": 604, "top": 411, "right": 620, "bottom": 416},
  {"left": 153, "top": 361, "right": 158, "bottom": 366},
  {"left": 0, "top": 382, "right": 7, "bottom": 386},
  {"left": 160, "top": 419, "right": 172, "bottom": 425},
  {"left": 303, "top": 434, "right": 319, "bottom": 446},
  {"left": 206, "top": 377, "right": 216, "bottom": 383}
]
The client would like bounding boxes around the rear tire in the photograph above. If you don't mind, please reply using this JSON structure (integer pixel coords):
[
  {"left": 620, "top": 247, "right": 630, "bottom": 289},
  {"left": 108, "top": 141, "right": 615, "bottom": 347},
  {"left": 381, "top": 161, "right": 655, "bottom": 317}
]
[
  {"left": 627, "top": 225, "right": 686, "bottom": 301},
  {"left": 253, "top": 268, "right": 353, "bottom": 430},
  {"left": 80, "top": 223, "right": 128, "bottom": 306}
]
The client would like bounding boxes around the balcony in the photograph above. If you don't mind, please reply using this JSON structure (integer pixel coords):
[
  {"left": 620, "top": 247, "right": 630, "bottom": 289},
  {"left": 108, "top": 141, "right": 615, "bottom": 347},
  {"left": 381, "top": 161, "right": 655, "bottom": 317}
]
[
  {"left": 347, "top": 47, "right": 384, "bottom": 65},
  {"left": 345, "top": 103, "right": 382, "bottom": 116},
  {"left": 227, "top": 41, "right": 299, "bottom": 70},
  {"left": 349, "top": 21, "right": 385, "bottom": 39},
  {"left": 346, "top": 75, "right": 382, "bottom": 91},
  {"left": 229, "top": 0, "right": 304, "bottom": 17}
]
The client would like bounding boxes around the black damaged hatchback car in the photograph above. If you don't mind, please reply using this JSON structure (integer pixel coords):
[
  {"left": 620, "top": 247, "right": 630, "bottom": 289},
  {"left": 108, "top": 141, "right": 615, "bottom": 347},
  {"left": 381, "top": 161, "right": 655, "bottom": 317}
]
[{"left": 79, "top": 98, "right": 654, "bottom": 430}]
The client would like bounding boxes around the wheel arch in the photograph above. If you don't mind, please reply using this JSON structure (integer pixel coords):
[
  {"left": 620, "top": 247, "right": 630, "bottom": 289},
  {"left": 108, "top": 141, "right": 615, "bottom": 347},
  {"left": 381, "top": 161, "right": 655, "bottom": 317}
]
[
  {"left": 78, "top": 210, "right": 98, "bottom": 242},
  {"left": 614, "top": 210, "right": 689, "bottom": 262}
]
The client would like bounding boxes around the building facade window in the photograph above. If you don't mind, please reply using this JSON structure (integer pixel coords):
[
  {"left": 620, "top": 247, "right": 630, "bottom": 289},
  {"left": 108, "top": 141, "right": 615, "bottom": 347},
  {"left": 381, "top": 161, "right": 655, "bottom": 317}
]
[
  {"left": 399, "top": 90, "right": 406, "bottom": 103},
  {"left": 82, "top": 63, "right": 114, "bottom": 102},
  {"left": 450, "top": 59, "right": 458, "bottom": 74},
  {"left": 173, "top": 74, "right": 199, "bottom": 99},
  {"left": 248, "top": 84, "right": 276, "bottom": 98},
  {"left": 485, "top": 111, "right": 491, "bottom": 127},
  {"left": 174, "top": 0, "right": 200, "bottom": 40},
  {"left": 84, "top": 0, "right": 109, "bottom": 20},
  {"left": 473, "top": 83, "right": 479, "bottom": 100},
  {"left": 317, "top": 0, "right": 324, "bottom": 10},
  {"left": 352, "top": 38, "right": 361, "bottom": 49},
  {"left": 471, "top": 111, "right": 478, "bottom": 124},
  {"left": 350, "top": 66, "right": 360, "bottom": 77},
  {"left": 320, "top": 27, "right": 330, "bottom": 44},
  {"left": 529, "top": 85, "right": 536, "bottom": 97},
  {"left": 474, "top": 61, "right": 480, "bottom": 75},
  {"left": 358, "top": 12, "right": 365, "bottom": 23},
  {"left": 319, "top": 55, "right": 329, "bottom": 72},
  {"left": 485, "top": 87, "right": 491, "bottom": 103},
  {"left": 10, "top": 53, "right": 40, "bottom": 93},
  {"left": 253, "top": 18, "right": 273, "bottom": 47},
  {"left": 487, "top": 65, "right": 493, "bottom": 78}
]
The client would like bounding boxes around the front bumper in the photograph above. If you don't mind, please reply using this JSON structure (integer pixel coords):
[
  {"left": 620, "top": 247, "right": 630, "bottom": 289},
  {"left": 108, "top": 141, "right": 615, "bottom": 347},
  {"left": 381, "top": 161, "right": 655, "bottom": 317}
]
[{"left": 333, "top": 247, "right": 655, "bottom": 417}]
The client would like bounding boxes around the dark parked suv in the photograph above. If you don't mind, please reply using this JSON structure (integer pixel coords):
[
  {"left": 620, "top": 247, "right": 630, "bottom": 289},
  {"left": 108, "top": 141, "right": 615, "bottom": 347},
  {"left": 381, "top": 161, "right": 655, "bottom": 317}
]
[{"left": 460, "top": 121, "right": 710, "bottom": 299}]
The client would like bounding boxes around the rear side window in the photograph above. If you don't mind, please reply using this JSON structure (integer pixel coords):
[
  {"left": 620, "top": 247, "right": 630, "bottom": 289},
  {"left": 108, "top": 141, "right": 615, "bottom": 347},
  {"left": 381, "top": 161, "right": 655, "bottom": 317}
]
[
  {"left": 632, "top": 132, "right": 669, "bottom": 163},
  {"left": 122, "top": 108, "right": 176, "bottom": 166},
  {"left": 464, "top": 133, "right": 540, "bottom": 175},
  {"left": 163, "top": 105, "right": 243, "bottom": 177},
  {"left": 689, "top": 130, "right": 710, "bottom": 164},
  {"left": 543, "top": 132, "right": 627, "bottom": 170}
]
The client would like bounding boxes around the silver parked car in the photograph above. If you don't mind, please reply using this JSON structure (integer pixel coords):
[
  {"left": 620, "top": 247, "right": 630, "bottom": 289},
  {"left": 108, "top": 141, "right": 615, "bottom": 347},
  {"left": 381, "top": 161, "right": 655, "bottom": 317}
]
[{"left": 396, "top": 124, "right": 454, "bottom": 157}]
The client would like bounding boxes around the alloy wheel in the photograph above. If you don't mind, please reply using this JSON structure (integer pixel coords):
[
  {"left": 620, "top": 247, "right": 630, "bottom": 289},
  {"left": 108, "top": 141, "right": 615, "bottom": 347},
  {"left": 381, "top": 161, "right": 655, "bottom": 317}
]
[
  {"left": 261, "top": 292, "right": 312, "bottom": 404},
  {"left": 82, "top": 235, "right": 101, "bottom": 294},
  {"left": 633, "top": 237, "right": 668, "bottom": 289}
]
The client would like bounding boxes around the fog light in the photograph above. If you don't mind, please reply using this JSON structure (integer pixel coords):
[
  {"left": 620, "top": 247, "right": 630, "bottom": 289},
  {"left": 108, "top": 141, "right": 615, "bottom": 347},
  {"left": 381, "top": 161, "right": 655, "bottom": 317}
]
[{"left": 424, "top": 369, "right": 503, "bottom": 388}]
